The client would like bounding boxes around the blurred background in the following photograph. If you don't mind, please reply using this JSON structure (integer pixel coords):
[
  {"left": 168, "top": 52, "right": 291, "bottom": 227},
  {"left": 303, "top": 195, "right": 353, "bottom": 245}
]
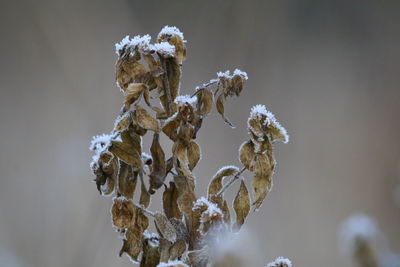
[{"left": 0, "top": 0, "right": 399, "bottom": 266}]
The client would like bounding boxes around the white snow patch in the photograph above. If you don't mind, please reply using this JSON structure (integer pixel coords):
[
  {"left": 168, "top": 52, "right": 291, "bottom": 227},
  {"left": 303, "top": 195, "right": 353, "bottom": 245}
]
[
  {"left": 217, "top": 70, "right": 231, "bottom": 79},
  {"left": 174, "top": 95, "right": 197, "bottom": 106},
  {"left": 217, "top": 165, "right": 239, "bottom": 174}
]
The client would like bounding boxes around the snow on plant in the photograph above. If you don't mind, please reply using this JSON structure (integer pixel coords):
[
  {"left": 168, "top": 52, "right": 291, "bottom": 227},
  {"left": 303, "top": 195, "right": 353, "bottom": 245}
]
[{"left": 89, "top": 25, "right": 290, "bottom": 267}]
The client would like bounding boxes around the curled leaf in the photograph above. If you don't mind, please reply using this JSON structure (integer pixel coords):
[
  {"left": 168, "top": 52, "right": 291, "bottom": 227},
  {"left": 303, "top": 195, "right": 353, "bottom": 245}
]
[
  {"left": 149, "top": 133, "right": 166, "bottom": 193},
  {"left": 124, "top": 83, "right": 147, "bottom": 108},
  {"left": 196, "top": 88, "right": 213, "bottom": 115},
  {"left": 111, "top": 197, "right": 136, "bottom": 229},
  {"left": 117, "top": 160, "right": 137, "bottom": 199},
  {"left": 163, "top": 182, "right": 182, "bottom": 219},
  {"left": 239, "top": 140, "right": 256, "bottom": 171}
]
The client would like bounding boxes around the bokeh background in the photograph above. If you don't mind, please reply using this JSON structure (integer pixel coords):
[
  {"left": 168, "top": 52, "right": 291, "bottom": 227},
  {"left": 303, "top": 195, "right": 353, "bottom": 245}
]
[{"left": 0, "top": 0, "right": 399, "bottom": 266}]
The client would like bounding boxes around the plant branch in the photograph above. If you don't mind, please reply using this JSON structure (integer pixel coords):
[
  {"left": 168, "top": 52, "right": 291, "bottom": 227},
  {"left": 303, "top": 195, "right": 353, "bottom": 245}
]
[{"left": 215, "top": 167, "right": 246, "bottom": 198}]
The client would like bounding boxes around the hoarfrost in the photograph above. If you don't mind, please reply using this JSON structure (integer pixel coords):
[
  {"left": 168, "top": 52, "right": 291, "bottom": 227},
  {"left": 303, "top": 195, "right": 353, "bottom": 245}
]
[
  {"left": 157, "top": 260, "right": 189, "bottom": 267},
  {"left": 158, "top": 25, "right": 186, "bottom": 42},
  {"left": 174, "top": 95, "right": 197, "bottom": 106},
  {"left": 193, "top": 196, "right": 223, "bottom": 219}
]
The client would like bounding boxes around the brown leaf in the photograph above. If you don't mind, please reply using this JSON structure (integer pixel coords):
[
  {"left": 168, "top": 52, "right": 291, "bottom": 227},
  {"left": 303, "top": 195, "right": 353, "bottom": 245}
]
[
  {"left": 109, "top": 130, "right": 142, "bottom": 169},
  {"left": 111, "top": 197, "right": 136, "bottom": 229},
  {"left": 207, "top": 166, "right": 239, "bottom": 207},
  {"left": 149, "top": 133, "right": 166, "bottom": 193},
  {"left": 124, "top": 83, "right": 146, "bottom": 108},
  {"left": 163, "top": 182, "right": 182, "bottom": 219},
  {"left": 139, "top": 173, "right": 151, "bottom": 208},
  {"left": 216, "top": 93, "right": 234, "bottom": 128},
  {"left": 119, "top": 209, "right": 149, "bottom": 261},
  {"left": 187, "top": 140, "right": 201, "bottom": 171},
  {"left": 196, "top": 88, "right": 213, "bottom": 115},
  {"left": 113, "top": 112, "right": 132, "bottom": 132},
  {"left": 134, "top": 105, "right": 160, "bottom": 132},
  {"left": 154, "top": 212, "right": 177, "bottom": 243},
  {"left": 140, "top": 236, "right": 160, "bottom": 267},
  {"left": 252, "top": 153, "right": 273, "bottom": 210},
  {"left": 239, "top": 140, "right": 256, "bottom": 171},
  {"left": 162, "top": 112, "right": 180, "bottom": 141},
  {"left": 233, "top": 180, "right": 250, "bottom": 230},
  {"left": 117, "top": 160, "right": 137, "bottom": 199},
  {"left": 173, "top": 141, "right": 195, "bottom": 184},
  {"left": 169, "top": 239, "right": 186, "bottom": 260}
]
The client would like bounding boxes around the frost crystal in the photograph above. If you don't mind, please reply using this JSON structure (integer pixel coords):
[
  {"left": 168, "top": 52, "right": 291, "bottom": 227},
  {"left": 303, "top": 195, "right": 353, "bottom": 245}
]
[
  {"left": 158, "top": 25, "right": 185, "bottom": 42},
  {"left": 114, "top": 34, "right": 151, "bottom": 55},
  {"left": 249, "top": 104, "right": 289, "bottom": 144},
  {"left": 174, "top": 95, "right": 197, "bottom": 106},
  {"left": 266, "top": 257, "right": 292, "bottom": 267},
  {"left": 217, "top": 69, "right": 248, "bottom": 80},
  {"left": 233, "top": 69, "right": 248, "bottom": 80},
  {"left": 193, "top": 196, "right": 223, "bottom": 218},
  {"left": 150, "top": 42, "right": 176, "bottom": 57},
  {"left": 217, "top": 165, "right": 239, "bottom": 173},
  {"left": 89, "top": 133, "right": 113, "bottom": 168},
  {"left": 157, "top": 260, "right": 189, "bottom": 267}
]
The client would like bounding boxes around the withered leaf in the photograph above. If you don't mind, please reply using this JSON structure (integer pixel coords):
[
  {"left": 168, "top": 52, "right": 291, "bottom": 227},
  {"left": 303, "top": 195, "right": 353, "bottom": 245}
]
[
  {"left": 163, "top": 182, "right": 182, "bottom": 219},
  {"left": 169, "top": 239, "right": 186, "bottom": 260},
  {"left": 196, "top": 88, "right": 213, "bottom": 115},
  {"left": 119, "top": 209, "right": 149, "bottom": 261},
  {"left": 110, "top": 130, "right": 142, "bottom": 169},
  {"left": 134, "top": 105, "right": 160, "bottom": 132},
  {"left": 113, "top": 112, "right": 132, "bottom": 132},
  {"left": 140, "top": 237, "right": 160, "bottom": 267},
  {"left": 173, "top": 141, "right": 195, "bottom": 184},
  {"left": 187, "top": 140, "right": 201, "bottom": 171},
  {"left": 111, "top": 197, "right": 136, "bottom": 229},
  {"left": 216, "top": 93, "right": 235, "bottom": 128},
  {"left": 149, "top": 132, "right": 166, "bottom": 193},
  {"left": 252, "top": 153, "right": 273, "bottom": 210},
  {"left": 117, "top": 161, "right": 137, "bottom": 199},
  {"left": 154, "top": 212, "right": 177, "bottom": 243},
  {"left": 162, "top": 113, "right": 180, "bottom": 141},
  {"left": 139, "top": 173, "right": 151, "bottom": 208},
  {"left": 124, "top": 83, "right": 146, "bottom": 108},
  {"left": 233, "top": 180, "right": 250, "bottom": 230},
  {"left": 207, "top": 166, "right": 239, "bottom": 203},
  {"left": 239, "top": 140, "right": 256, "bottom": 171}
]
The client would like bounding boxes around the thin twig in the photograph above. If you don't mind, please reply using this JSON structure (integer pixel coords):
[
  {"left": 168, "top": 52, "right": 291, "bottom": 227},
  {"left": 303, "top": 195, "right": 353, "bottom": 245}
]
[
  {"left": 132, "top": 201, "right": 155, "bottom": 217},
  {"left": 215, "top": 167, "right": 246, "bottom": 198}
]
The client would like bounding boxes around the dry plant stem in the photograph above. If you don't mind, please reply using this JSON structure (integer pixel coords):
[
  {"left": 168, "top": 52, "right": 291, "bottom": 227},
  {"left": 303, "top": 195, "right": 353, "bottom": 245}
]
[
  {"left": 215, "top": 167, "right": 246, "bottom": 198},
  {"left": 90, "top": 26, "right": 290, "bottom": 266},
  {"left": 158, "top": 53, "right": 173, "bottom": 115}
]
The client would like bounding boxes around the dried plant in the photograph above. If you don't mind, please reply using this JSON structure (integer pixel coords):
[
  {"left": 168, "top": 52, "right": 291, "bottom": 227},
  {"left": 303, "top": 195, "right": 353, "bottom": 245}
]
[{"left": 89, "top": 26, "right": 290, "bottom": 267}]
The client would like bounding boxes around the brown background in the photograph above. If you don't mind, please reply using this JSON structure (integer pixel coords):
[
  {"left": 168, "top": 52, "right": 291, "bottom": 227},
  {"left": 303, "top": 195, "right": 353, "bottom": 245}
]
[{"left": 0, "top": 0, "right": 399, "bottom": 266}]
